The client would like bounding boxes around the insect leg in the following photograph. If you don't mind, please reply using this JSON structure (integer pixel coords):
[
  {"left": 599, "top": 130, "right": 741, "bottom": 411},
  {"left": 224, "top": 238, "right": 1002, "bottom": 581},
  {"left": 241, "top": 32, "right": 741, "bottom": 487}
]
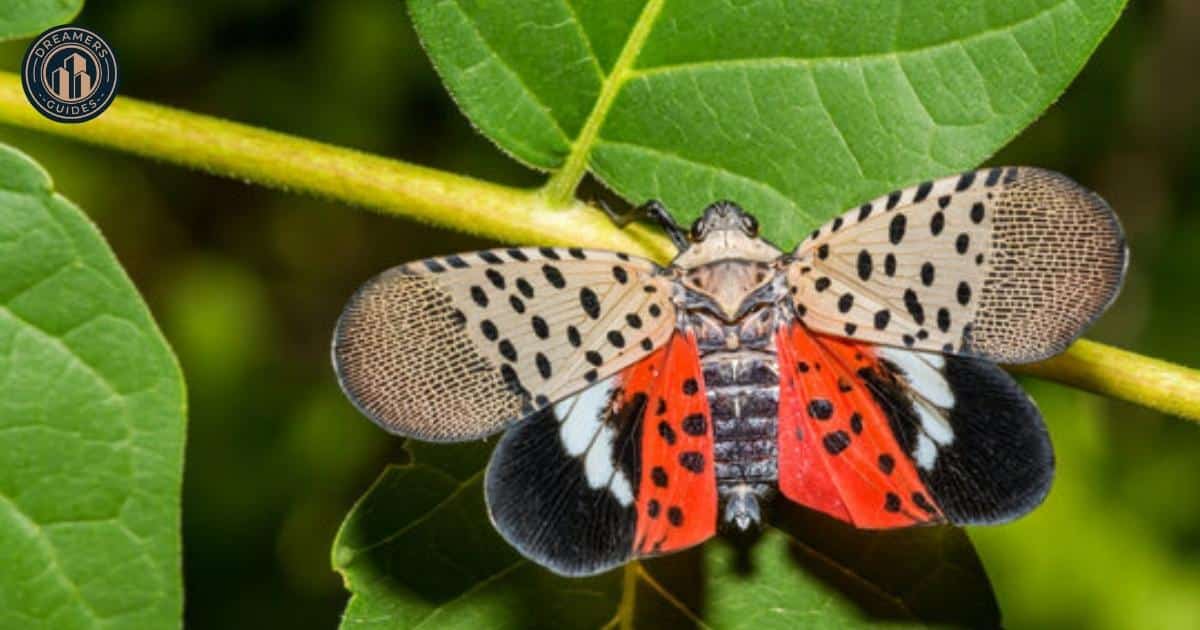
[{"left": 596, "top": 197, "right": 689, "bottom": 252}]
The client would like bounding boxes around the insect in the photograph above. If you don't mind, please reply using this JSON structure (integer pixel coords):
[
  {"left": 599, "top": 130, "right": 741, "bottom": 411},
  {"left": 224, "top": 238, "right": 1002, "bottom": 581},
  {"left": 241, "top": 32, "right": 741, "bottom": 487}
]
[{"left": 332, "top": 167, "right": 1127, "bottom": 576}]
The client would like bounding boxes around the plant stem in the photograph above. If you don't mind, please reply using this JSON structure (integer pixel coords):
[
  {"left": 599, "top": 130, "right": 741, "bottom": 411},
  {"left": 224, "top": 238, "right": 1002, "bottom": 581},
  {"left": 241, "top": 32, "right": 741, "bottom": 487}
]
[
  {"left": 0, "top": 72, "right": 676, "bottom": 260},
  {"left": 1010, "top": 339, "right": 1200, "bottom": 421},
  {"left": 617, "top": 561, "right": 639, "bottom": 630},
  {"left": 0, "top": 71, "right": 1195, "bottom": 422},
  {"left": 541, "top": 0, "right": 665, "bottom": 205}
]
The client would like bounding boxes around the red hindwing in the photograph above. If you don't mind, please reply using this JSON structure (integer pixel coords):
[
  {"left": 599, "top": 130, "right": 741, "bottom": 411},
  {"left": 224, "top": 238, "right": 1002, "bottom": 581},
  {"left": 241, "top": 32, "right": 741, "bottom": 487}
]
[
  {"left": 776, "top": 323, "right": 944, "bottom": 528},
  {"left": 632, "top": 332, "right": 718, "bottom": 555}
]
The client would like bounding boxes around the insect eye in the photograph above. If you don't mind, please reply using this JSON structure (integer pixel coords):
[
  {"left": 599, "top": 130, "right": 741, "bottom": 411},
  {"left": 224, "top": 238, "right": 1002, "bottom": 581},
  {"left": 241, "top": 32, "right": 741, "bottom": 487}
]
[
  {"left": 690, "top": 220, "right": 705, "bottom": 241},
  {"left": 742, "top": 214, "right": 759, "bottom": 236}
]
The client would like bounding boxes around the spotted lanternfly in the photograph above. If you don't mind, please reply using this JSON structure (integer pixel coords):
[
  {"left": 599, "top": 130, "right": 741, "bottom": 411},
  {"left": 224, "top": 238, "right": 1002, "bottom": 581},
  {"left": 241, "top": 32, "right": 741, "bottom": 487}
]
[{"left": 333, "top": 167, "right": 1127, "bottom": 576}]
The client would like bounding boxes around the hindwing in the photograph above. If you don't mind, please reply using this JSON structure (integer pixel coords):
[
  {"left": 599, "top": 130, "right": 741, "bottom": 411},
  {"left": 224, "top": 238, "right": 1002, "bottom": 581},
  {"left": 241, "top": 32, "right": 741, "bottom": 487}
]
[
  {"left": 776, "top": 323, "right": 1052, "bottom": 528},
  {"left": 485, "top": 334, "right": 718, "bottom": 576}
]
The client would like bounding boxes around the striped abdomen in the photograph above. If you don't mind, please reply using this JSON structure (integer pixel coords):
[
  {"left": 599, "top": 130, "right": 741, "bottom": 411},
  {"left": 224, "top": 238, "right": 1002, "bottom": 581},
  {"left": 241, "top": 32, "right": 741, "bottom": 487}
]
[{"left": 701, "top": 352, "right": 779, "bottom": 489}]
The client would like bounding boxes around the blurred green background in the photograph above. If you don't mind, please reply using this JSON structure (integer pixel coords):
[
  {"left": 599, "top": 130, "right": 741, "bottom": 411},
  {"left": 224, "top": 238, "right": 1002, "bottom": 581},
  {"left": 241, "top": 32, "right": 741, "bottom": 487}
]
[{"left": 1, "top": 1, "right": 1198, "bottom": 628}]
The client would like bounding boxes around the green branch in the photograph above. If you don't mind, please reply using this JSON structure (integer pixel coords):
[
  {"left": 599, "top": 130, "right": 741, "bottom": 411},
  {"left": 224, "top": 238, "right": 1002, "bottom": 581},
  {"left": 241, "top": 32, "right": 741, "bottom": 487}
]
[
  {"left": 0, "top": 71, "right": 1195, "bottom": 422},
  {"left": 541, "top": 0, "right": 665, "bottom": 205},
  {"left": 1011, "top": 339, "right": 1200, "bottom": 421},
  {"left": 0, "top": 72, "right": 676, "bottom": 260}
]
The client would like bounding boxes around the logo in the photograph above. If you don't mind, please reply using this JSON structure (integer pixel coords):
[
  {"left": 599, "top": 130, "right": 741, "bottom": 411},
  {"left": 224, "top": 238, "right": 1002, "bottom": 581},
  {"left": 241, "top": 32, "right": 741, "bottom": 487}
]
[{"left": 21, "top": 26, "right": 118, "bottom": 123}]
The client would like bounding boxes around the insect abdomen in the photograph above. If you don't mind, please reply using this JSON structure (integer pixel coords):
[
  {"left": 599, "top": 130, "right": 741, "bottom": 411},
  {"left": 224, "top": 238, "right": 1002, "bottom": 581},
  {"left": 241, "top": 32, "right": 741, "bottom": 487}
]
[{"left": 702, "top": 353, "right": 779, "bottom": 486}]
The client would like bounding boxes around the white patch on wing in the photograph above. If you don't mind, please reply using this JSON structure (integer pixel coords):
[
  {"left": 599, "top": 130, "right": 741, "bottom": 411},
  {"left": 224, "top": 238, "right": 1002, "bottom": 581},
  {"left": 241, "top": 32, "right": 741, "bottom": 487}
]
[
  {"left": 585, "top": 427, "right": 616, "bottom": 490},
  {"left": 913, "top": 434, "right": 938, "bottom": 470},
  {"left": 877, "top": 348, "right": 958, "bottom": 469},
  {"left": 608, "top": 471, "right": 634, "bottom": 506},
  {"left": 553, "top": 375, "right": 634, "bottom": 507},
  {"left": 878, "top": 348, "right": 955, "bottom": 408},
  {"left": 915, "top": 399, "right": 954, "bottom": 445},
  {"left": 557, "top": 376, "right": 614, "bottom": 456}
]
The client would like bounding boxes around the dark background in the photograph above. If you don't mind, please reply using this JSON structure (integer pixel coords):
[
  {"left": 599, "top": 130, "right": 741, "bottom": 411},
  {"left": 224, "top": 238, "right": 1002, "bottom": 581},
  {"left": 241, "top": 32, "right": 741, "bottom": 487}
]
[{"left": 2, "top": 1, "right": 1199, "bottom": 628}]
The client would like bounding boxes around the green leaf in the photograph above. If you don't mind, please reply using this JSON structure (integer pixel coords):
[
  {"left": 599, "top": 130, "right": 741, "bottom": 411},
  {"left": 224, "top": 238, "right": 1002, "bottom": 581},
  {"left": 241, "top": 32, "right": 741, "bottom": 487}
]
[
  {"left": 0, "top": 144, "right": 185, "bottom": 628},
  {"left": 333, "top": 443, "right": 998, "bottom": 628},
  {"left": 0, "top": 0, "right": 83, "bottom": 41},
  {"left": 411, "top": 0, "right": 1127, "bottom": 245}
]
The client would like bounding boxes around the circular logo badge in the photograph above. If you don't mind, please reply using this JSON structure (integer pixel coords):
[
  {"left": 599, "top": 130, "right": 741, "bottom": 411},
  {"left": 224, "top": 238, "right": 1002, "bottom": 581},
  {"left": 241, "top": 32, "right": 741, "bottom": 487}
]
[{"left": 21, "top": 26, "right": 119, "bottom": 124}]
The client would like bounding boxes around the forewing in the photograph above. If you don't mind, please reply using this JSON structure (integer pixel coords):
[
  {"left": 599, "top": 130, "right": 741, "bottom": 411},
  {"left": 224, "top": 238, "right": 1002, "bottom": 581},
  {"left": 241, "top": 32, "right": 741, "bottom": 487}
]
[
  {"left": 777, "top": 323, "right": 1053, "bottom": 528},
  {"left": 485, "top": 333, "right": 717, "bottom": 576},
  {"left": 333, "top": 247, "right": 676, "bottom": 441},
  {"left": 789, "top": 167, "right": 1127, "bottom": 363}
]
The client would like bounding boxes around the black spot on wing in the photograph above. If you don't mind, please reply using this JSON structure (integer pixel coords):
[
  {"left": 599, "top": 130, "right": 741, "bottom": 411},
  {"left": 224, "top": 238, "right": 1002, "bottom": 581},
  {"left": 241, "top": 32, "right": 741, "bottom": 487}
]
[
  {"left": 485, "top": 268, "right": 506, "bottom": 290},
  {"left": 470, "top": 286, "right": 488, "bottom": 307},
  {"left": 808, "top": 399, "right": 834, "bottom": 420},
  {"left": 970, "top": 202, "right": 985, "bottom": 223},
  {"left": 889, "top": 214, "right": 907, "bottom": 244},
  {"left": 651, "top": 466, "right": 668, "bottom": 487},
  {"left": 516, "top": 278, "right": 535, "bottom": 298},
  {"left": 531, "top": 316, "right": 549, "bottom": 339},
  {"left": 823, "top": 431, "right": 851, "bottom": 455},
  {"left": 857, "top": 250, "right": 872, "bottom": 280},
  {"left": 920, "top": 262, "right": 935, "bottom": 287},
  {"left": 956, "top": 233, "right": 970, "bottom": 254},
  {"left": 914, "top": 181, "right": 933, "bottom": 202},
  {"left": 542, "top": 264, "right": 566, "bottom": 288},
  {"left": 498, "top": 339, "right": 518, "bottom": 362},
  {"left": 580, "top": 287, "right": 601, "bottom": 319},
  {"left": 955, "top": 171, "right": 976, "bottom": 191},
  {"left": 903, "top": 289, "right": 925, "bottom": 324},
  {"left": 682, "top": 414, "right": 706, "bottom": 435},
  {"left": 985, "top": 167, "right": 1003, "bottom": 186},
  {"left": 874, "top": 309, "right": 891, "bottom": 330},
  {"left": 679, "top": 451, "right": 705, "bottom": 473}
]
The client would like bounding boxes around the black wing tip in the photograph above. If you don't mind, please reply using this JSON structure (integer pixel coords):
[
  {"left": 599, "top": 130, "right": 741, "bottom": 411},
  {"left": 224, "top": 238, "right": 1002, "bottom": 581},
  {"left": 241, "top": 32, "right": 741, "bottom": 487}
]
[
  {"left": 950, "top": 444, "right": 1055, "bottom": 527},
  {"left": 933, "top": 357, "right": 1056, "bottom": 526},
  {"left": 484, "top": 410, "right": 637, "bottom": 577}
]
